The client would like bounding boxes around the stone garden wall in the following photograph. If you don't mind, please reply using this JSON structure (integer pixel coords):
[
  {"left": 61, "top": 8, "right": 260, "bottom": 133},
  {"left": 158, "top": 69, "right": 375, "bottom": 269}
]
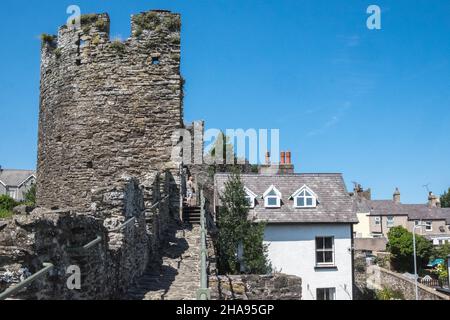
[{"left": 209, "top": 274, "right": 302, "bottom": 300}]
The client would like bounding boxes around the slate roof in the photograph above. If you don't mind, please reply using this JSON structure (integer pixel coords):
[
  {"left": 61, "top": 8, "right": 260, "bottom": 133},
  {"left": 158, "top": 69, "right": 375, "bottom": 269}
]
[
  {"left": 214, "top": 173, "right": 357, "bottom": 224},
  {"left": 0, "top": 169, "right": 36, "bottom": 187},
  {"left": 355, "top": 197, "right": 450, "bottom": 224}
]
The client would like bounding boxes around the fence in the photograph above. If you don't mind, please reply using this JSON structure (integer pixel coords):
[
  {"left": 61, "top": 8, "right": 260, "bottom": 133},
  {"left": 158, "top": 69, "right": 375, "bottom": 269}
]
[{"left": 196, "top": 189, "right": 210, "bottom": 300}]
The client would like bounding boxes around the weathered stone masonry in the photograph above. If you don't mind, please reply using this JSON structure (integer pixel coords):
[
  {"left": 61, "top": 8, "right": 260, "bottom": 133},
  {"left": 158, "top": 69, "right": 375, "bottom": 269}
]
[
  {"left": 1, "top": 10, "right": 186, "bottom": 299},
  {"left": 37, "top": 11, "right": 183, "bottom": 210}
]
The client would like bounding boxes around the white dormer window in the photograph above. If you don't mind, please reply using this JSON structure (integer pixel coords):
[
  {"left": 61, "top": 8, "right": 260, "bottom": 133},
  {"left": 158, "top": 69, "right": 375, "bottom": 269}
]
[
  {"left": 263, "top": 185, "right": 281, "bottom": 208},
  {"left": 292, "top": 185, "right": 317, "bottom": 208},
  {"left": 244, "top": 187, "right": 257, "bottom": 208}
]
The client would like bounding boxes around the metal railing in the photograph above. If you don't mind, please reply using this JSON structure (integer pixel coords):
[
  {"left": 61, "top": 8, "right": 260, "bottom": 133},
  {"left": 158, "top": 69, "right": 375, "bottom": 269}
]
[
  {"left": 0, "top": 263, "right": 54, "bottom": 300},
  {"left": 196, "top": 189, "right": 210, "bottom": 300},
  {"left": 0, "top": 193, "right": 171, "bottom": 300}
]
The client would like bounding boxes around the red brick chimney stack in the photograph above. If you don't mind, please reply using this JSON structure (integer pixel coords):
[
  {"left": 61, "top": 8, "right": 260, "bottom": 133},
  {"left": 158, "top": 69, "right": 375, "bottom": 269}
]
[{"left": 286, "top": 151, "right": 292, "bottom": 165}]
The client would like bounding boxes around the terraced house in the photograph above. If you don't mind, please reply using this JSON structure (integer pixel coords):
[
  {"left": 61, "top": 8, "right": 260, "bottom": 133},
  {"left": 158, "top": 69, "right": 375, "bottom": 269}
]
[
  {"left": 214, "top": 153, "right": 357, "bottom": 300},
  {"left": 353, "top": 187, "right": 450, "bottom": 246},
  {"left": 0, "top": 167, "right": 36, "bottom": 201}
]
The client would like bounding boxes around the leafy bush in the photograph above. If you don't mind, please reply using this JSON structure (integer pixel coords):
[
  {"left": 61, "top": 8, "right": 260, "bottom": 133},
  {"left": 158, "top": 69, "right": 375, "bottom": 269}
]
[
  {"left": 387, "top": 226, "right": 433, "bottom": 273},
  {"left": 0, "top": 195, "right": 18, "bottom": 211},
  {"left": 376, "top": 287, "right": 404, "bottom": 300}
]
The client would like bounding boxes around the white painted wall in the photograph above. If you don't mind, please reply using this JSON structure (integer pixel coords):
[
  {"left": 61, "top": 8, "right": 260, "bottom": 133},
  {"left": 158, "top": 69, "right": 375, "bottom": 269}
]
[{"left": 264, "top": 224, "right": 353, "bottom": 300}]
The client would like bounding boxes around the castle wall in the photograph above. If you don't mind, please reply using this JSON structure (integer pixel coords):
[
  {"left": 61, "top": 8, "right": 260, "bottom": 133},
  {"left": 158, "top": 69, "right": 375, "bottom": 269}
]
[{"left": 37, "top": 11, "right": 183, "bottom": 210}]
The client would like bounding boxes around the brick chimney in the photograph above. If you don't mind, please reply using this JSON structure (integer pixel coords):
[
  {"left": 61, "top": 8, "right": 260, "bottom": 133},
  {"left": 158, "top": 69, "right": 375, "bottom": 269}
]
[
  {"left": 279, "top": 150, "right": 294, "bottom": 175},
  {"left": 286, "top": 151, "right": 292, "bottom": 165},
  {"left": 393, "top": 188, "right": 401, "bottom": 204},
  {"left": 428, "top": 192, "right": 441, "bottom": 208}
]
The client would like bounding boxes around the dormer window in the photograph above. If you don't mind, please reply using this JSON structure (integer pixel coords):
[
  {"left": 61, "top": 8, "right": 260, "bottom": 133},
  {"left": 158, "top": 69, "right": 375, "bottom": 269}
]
[
  {"left": 292, "top": 185, "right": 317, "bottom": 208},
  {"left": 263, "top": 185, "right": 281, "bottom": 208},
  {"left": 244, "top": 187, "right": 257, "bottom": 209}
]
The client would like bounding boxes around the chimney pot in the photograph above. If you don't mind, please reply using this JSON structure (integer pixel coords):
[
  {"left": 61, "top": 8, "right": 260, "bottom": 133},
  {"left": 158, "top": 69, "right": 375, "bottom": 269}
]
[
  {"left": 280, "top": 152, "right": 286, "bottom": 165},
  {"left": 286, "top": 151, "right": 292, "bottom": 165}
]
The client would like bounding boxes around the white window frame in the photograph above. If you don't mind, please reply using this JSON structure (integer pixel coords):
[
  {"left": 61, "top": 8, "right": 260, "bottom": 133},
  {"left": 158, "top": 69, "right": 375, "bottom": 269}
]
[
  {"left": 291, "top": 185, "right": 317, "bottom": 208},
  {"left": 315, "top": 236, "right": 335, "bottom": 267},
  {"left": 374, "top": 217, "right": 381, "bottom": 225},
  {"left": 263, "top": 185, "right": 281, "bottom": 208},
  {"left": 316, "top": 288, "right": 336, "bottom": 300},
  {"left": 7, "top": 188, "right": 17, "bottom": 200},
  {"left": 387, "top": 216, "right": 394, "bottom": 228},
  {"left": 243, "top": 187, "right": 257, "bottom": 209},
  {"left": 425, "top": 221, "right": 432, "bottom": 232}
]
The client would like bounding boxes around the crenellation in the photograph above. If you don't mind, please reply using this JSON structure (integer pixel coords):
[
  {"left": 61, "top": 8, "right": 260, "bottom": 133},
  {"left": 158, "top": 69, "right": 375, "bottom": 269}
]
[{"left": 37, "top": 10, "right": 183, "bottom": 210}]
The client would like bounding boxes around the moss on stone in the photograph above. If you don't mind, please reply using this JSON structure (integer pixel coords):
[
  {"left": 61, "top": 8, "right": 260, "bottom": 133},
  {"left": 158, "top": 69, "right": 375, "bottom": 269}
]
[
  {"left": 110, "top": 40, "right": 126, "bottom": 55},
  {"left": 132, "top": 12, "right": 160, "bottom": 31}
]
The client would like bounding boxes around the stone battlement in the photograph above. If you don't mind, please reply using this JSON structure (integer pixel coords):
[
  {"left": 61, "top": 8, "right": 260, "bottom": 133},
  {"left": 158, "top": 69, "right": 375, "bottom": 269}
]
[{"left": 37, "top": 10, "right": 183, "bottom": 210}]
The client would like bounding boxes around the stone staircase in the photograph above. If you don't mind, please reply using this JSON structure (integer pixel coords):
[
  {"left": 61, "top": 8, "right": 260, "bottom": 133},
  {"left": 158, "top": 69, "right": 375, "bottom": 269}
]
[
  {"left": 182, "top": 206, "right": 201, "bottom": 225},
  {"left": 126, "top": 222, "right": 201, "bottom": 300}
]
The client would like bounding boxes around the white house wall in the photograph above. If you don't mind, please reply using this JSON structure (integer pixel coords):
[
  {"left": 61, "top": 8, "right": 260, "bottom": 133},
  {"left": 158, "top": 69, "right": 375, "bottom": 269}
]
[{"left": 264, "top": 224, "right": 353, "bottom": 300}]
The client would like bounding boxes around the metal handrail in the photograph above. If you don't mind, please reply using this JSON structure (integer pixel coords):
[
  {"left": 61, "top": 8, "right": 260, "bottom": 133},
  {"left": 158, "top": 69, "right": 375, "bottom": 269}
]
[
  {"left": 109, "top": 216, "right": 136, "bottom": 232},
  {"left": 0, "top": 262, "right": 54, "bottom": 300},
  {"left": 66, "top": 235, "right": 103, "bottom": 252},
  {"left": 196, "top": 189, "right": 210, "bottom": 300},
  {"left": 147, "top": 195, "right": 170, "bottom": 211}
]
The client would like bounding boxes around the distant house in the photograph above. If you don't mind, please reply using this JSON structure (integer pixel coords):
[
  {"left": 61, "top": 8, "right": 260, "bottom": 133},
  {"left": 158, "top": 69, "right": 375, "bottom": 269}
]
[
  {"left": 0, "top": 168, "right": 36, "bottom": 202},
  {"left": 214, "top": 152, "right": 357, "bottom": 300},
  {"left": 353, "top": 186, "right": 450, "bottom": 246}
]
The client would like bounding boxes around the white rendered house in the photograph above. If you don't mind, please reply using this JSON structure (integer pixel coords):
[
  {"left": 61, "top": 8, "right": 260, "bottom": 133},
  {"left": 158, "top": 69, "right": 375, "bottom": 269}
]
[{"left": 214, "top": 172, "right": 357, "bottom": 300}]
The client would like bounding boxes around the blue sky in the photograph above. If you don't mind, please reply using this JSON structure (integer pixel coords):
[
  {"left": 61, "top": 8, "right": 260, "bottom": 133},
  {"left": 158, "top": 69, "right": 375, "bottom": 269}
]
[{"left": 0, "top": 0, "right": 449, "bottom": 203}]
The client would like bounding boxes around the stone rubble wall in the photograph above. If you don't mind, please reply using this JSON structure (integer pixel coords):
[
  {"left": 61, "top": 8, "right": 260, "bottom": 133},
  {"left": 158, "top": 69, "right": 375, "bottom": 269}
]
[
  {"left": 37, "top": 10, "right": 183, "bottom": 210},
  {"left": 376, "top": 266, "right": 450, "bottom": 300},
  {"left": 0, "top": 173, "right": 177, "bottom": 299},
  {"left": 209, "top": 274, "right": 302, "bottom": 300}
]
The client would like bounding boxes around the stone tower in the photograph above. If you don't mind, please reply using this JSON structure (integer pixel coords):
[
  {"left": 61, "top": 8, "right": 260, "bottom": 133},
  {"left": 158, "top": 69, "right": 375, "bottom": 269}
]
[{"left": 37, "top": 10, "right": 183, "bottom": 209}]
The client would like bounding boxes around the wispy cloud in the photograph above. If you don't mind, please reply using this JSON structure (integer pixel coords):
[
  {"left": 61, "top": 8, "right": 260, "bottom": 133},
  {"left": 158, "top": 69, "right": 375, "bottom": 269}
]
[
  {"left": 337, "top": 35, "right": 361, "bottom": 48},
  {"left": 307, "top": 102, "right": 351, "bottom": 137}
]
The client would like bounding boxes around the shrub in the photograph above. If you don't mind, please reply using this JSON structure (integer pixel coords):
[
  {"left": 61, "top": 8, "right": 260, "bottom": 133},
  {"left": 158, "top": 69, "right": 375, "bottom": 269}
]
[
  {"left": 132, "top": 12, "right": 160, "bottom": 31},
  {"left": 165, "top": 16, "right": 181, "bottom": 32},
  {"left": 376, "top": 287, "right": 404, "bottom": 300},
  {"left": 0, "top": 195, "right": 18, "bottom": 211},
  {"left": 110, "top": 40, "right": 126, "bottom": 55},
  {"left": 41, "top": 34, "right": 56, "bottom": 48},
  {"left": 387, "top": 226, "right": 433, "bottom": 273},
  {"left": 23, "top": 184, "right": 36, "bottom": 206}
]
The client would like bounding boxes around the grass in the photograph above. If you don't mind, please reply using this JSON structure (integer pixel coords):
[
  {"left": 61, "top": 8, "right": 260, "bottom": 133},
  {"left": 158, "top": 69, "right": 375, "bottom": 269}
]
[
  {"left": 41, "top": 34, "right": 56, "bottom": 48},
  {"left": 110, "top": 40, "right": 126, "bottom": 55},
  {"left": 165, "top": 16, "right": 181, "bottom": 32},
  {"left": 0, "top": 209, "right": 14, "bottom": 219},
  {"left": 132, "top": 11, "right": 160, "bottom": 31}
]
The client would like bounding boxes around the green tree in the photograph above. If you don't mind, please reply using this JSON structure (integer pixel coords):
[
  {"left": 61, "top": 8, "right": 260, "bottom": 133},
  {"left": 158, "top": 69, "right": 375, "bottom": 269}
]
[
  {"left": 216, "top": 171, "right": 271, "bottom": 274},
  {"left": 23, "top": 184, "right": 37, "bottom": 206},
  {"left": 387, "top": 226, "right": 433, "bottom": 273},
  {"left": 440, "top": 188, "right": 450, "bottom": 208}
]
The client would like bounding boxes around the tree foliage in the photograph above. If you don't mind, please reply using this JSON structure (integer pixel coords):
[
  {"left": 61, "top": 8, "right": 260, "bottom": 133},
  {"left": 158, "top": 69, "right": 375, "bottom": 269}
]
[
  {"left": 216, "top": 171, "right": 271, "bottom": 274},
  {"left": 387, "top": 226, "right": 433, "bottom": 273},
  {"left": 440, "top": 188, "right": 450, "bottom": 208},
  {"left": 23, "top": 184, "right": 37, "bottom": 206}
]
